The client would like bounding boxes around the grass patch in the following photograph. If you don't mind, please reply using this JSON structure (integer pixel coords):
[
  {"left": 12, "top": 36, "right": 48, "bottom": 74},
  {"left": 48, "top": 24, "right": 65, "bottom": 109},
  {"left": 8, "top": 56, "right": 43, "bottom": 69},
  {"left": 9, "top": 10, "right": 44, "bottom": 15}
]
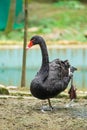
[
  {"left": 0, "top": 1, "right": 87, "bottom": 43},
  {"left": 28, "top": 2, "right": 87, "bottom": 42},
  {"left": 55, "top": 94, "right": 68, "bottom": 99}
]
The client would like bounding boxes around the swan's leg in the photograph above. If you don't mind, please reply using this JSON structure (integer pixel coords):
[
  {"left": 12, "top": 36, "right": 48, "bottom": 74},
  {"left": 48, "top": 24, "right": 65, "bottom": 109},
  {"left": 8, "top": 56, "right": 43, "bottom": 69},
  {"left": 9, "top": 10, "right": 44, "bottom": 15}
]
[{"left": 48, "top": 98, "right": 53, "bottom": 109}]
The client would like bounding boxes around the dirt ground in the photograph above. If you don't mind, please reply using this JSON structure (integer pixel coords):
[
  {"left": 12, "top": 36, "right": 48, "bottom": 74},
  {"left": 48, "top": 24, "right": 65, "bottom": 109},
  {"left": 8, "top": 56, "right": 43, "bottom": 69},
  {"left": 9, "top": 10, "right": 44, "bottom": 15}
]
[{"left": 0, "top": 96, "right": 87, "bottom": 130}]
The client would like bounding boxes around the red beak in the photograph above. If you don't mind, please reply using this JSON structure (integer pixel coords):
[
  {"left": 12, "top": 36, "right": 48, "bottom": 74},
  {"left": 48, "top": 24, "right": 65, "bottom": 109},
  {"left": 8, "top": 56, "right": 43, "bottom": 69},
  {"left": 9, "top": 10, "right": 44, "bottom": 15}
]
[{"left": 26, "top": 40, "right": 33, "bottom": 49}]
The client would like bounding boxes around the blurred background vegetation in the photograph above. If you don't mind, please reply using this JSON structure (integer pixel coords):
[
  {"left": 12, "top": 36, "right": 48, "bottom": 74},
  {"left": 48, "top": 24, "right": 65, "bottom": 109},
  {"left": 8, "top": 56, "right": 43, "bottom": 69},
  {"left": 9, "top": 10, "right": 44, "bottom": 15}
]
[{"left": 0, "top": 0, "right": 87, "bottom": 44}]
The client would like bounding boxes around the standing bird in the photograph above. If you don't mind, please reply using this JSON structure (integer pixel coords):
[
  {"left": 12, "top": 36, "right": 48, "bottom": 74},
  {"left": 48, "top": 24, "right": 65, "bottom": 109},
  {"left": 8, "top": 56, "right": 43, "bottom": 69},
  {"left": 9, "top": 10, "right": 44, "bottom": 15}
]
[{"left": 26, "top": 35, "right": 77, "bottom": 110}]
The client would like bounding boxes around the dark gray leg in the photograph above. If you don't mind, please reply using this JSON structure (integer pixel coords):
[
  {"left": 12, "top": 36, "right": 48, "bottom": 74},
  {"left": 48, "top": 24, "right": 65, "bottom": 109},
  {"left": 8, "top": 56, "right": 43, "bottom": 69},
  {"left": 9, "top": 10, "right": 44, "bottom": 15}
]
[{"left": 48, "top": 98, "right": 53, "bottom": 109}]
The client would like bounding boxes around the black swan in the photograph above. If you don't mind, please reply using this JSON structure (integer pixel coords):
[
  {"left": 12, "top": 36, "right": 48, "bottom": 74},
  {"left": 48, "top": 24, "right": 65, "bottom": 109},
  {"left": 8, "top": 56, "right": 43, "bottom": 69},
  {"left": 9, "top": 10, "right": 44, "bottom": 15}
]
[{"left": 26, "top": 35, "right": 77, "bottom": 110}]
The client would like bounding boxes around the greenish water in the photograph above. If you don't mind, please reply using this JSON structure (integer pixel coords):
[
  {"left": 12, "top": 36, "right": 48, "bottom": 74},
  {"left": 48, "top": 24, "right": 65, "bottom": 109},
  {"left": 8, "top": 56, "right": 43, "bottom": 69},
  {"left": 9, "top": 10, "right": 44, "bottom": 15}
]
[{"left": 0, "top": 47, "right": 87, "bottom": 90}]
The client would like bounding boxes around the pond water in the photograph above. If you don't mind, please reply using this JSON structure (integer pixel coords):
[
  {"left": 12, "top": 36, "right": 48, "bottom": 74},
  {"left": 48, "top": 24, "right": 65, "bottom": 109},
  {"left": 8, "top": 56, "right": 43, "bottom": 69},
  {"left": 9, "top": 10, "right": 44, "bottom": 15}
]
[{"left": 0, "top": 46, "right": 87, "bottom": 90}]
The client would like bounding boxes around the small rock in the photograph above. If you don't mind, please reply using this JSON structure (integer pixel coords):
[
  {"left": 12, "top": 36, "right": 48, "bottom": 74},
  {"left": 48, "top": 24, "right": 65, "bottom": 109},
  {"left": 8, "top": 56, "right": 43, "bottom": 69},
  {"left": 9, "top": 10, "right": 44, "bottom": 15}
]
[{"left": 0, "top": 84, "right": 9, "bottom": 95}]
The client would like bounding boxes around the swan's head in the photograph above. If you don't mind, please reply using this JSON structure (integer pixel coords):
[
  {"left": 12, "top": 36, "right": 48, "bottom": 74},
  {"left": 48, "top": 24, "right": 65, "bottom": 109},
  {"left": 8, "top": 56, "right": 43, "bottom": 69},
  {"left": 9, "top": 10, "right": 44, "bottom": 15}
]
[{"left": 26, "top": 35, "right": 43, "bottom": 49}]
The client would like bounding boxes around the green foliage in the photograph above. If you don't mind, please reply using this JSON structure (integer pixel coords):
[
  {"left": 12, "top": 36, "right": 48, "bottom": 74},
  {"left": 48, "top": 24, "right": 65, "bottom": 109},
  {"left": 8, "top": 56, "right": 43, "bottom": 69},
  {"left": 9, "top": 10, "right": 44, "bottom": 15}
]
[
  {"left": 0, "top": 2, "right": 87, "bottom": 43},
  {"left": 0, "top": 30, "right": 24, "bottom": 42},
  {"left": 28, "top": 2, "right": 87, "bottom": 42},
  {"left": 7, "top": 31, "right": 24, "bottom": 40},
  {"left": 29, "top": 2, "right": 86, "bottom": 29},
  {"left": 38, "top": 27, "right": 52, "bottom": 34},
  {"left": 54, "top": 1, "right": 84, "bottom": 9}
]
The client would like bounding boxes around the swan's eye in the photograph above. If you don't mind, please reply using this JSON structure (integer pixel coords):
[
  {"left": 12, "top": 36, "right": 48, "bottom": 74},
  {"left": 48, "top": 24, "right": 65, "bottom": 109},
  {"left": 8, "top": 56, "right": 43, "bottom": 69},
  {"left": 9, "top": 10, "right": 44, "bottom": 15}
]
[{"left": 31, "top": 39, "right": 36, "bottom": 44}]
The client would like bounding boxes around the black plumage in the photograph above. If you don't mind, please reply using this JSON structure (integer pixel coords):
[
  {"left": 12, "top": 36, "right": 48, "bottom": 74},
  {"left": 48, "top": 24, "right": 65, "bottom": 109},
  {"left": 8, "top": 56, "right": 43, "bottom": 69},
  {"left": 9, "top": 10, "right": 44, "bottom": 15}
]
[{"left": 27, "top": 35, "right": 77, "bottom": 109}]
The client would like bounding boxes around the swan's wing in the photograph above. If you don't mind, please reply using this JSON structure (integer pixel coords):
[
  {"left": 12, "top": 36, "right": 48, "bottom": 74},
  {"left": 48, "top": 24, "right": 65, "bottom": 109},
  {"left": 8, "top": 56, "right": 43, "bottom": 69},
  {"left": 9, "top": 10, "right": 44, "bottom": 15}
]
[
  {"left": 40, "top": 65, "right": 49, "bottom": 82},
  {"left": 49, "top": 59, "right": 70, "bottom": 80}
]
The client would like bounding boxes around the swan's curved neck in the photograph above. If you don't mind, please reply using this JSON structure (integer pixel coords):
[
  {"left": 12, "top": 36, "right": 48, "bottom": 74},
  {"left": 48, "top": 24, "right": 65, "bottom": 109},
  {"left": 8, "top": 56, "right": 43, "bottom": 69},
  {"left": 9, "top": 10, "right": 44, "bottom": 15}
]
[{"left": 39, "top": 39, "right": 49, "bottom": 71}]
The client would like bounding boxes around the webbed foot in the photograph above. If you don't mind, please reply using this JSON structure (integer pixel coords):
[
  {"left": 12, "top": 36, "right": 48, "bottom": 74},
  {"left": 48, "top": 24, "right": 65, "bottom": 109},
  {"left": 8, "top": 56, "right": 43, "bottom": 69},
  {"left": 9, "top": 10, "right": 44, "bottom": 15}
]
[
  {"left": 41, "top": 105, "right": 53, "bottom": 112},
  {"left": 65, "top": 99, "right": 75, "bottom": 108}
]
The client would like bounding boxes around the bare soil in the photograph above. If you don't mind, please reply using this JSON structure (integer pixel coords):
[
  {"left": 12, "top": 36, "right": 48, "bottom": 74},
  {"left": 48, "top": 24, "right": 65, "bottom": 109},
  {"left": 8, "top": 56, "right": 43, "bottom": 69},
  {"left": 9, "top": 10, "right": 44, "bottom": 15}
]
[{"left": 0, "top": 96, "right": 87, "bottom": 130}]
